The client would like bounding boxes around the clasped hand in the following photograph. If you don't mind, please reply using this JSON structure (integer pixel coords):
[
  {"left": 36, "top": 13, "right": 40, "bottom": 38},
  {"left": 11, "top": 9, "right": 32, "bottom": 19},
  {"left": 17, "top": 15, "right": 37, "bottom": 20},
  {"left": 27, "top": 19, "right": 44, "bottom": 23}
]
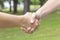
[{"left": 20, "top": 12, "right": 40, "bottom": 34}]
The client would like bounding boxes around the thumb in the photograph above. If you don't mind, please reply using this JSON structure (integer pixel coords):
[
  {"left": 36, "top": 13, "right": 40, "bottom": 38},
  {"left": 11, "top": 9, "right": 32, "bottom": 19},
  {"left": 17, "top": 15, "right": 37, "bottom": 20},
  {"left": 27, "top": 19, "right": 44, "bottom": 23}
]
[{"left": 30, "top": 13, "right": 36, "bottom": 24}]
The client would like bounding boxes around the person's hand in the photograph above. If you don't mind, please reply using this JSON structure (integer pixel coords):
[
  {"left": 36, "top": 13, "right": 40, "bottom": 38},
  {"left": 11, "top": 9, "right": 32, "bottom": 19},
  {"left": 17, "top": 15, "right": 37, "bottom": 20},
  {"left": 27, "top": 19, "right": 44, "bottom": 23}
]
[{"left": 20, "top": 12, "right": 40, "bottom": 33}]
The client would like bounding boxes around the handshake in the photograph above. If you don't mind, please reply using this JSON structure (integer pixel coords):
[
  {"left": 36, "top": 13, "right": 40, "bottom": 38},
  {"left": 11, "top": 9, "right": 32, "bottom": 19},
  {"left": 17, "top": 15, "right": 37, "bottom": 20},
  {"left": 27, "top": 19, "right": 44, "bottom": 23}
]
[
  {"left": 0, "top": 12, "right": 40, "bottom": 34},
  {"left": 19, "top": 12, "right": 40, "bottom": 34}
]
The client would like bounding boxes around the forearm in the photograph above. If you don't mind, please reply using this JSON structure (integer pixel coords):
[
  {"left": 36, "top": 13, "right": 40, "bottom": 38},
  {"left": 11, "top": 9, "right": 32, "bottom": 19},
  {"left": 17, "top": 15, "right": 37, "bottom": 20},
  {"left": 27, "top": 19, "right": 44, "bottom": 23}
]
[
  {"left": 0, "top": 12, "right": 24, "bottom": 28},
  {"left": 36, "top": 0, "right": 60, "bottom": 19}
]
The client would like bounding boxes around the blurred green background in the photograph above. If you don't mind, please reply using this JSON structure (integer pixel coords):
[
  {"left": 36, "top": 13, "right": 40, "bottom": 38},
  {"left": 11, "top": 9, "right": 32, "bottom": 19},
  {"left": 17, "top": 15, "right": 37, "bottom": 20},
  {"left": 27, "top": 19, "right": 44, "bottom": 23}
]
[{"left": 0, "top": 0, "right": 60, "bottom": 40}]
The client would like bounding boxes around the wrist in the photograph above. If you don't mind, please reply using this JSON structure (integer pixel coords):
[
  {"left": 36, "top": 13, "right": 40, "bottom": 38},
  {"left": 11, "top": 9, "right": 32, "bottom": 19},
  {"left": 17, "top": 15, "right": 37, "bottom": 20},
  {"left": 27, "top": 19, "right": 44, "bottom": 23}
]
[
  {"left": 14, "top": 15, "right": 24, "bottom": 26},
  {"left": 35, "top": 12, "right": 41, "bottom": 20}
]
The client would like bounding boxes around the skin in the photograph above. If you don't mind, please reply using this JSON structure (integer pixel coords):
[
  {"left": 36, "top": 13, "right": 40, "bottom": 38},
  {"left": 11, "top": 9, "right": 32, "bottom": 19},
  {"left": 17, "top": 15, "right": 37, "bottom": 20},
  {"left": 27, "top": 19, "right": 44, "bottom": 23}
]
[
  {"left": 0, "top": 0, "right": 60, "bottom": 34},
  {"left": 21, "top": 0, "right": 60, "bottom": 33},
  {"left": 36, "top": 0, "right": 60, "bottom": 19},
  {"left": 0, "top": 12, "right": 38, "bottom": 34},
  {"left": 21, "top": 12, "right": 39, "bottom": 33},
  {"left": 0, "top": 12, "right": 23, "bottom": 27},
  {"left": 0, "top": 12, "right": 37, "bottom": 29}
]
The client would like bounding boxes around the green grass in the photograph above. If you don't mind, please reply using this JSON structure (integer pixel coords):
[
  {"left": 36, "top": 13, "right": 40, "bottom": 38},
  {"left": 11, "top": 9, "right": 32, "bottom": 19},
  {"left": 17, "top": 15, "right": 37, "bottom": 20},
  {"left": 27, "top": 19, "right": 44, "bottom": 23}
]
[{"left": 0, "top": 8, "right": 60, "bottom": 40}]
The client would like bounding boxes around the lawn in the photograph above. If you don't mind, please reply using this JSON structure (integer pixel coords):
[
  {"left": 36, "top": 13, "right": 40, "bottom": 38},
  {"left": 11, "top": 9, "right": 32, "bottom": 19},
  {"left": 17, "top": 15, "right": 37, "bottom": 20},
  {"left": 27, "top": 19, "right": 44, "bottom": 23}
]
[{"left": 0, "top": 8, "right": 60, "bottom": 40}]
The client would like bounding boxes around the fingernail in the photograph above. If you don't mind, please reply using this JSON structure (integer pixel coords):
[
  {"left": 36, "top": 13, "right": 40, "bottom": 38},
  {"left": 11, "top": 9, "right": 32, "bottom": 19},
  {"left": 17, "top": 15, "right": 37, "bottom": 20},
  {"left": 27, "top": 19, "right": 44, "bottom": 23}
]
[
  {"left": 30, "top": 20, "right": 34, "bottom": 23},
  {"left": 31, "top": 28, "right": 34, "bottom": 31},
  {"left": 29, "top": 28, "right": 34, "bottom": 33},
  {"left": 27, "top": 27, "right": 31, "bottom": 31}
]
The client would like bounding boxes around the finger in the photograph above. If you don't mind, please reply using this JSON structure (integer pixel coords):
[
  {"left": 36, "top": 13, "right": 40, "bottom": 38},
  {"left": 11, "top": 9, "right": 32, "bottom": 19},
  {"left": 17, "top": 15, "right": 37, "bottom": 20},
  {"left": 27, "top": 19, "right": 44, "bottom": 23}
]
[
  {"left": 20, "top": 26, "right": 28, "bottom": 33},
  {"left": 21, "top": 19, "right": 39, "bottom": 34},
  {"left": 30, "top": 13, "right": 36, "bottom": 24},
  {"left": 28, "top": 19, "right": 39, "bottom": 33},
  {"left": 26, "top": 27, "right": 32, "bottom": 33},
  {"left": 27, "top": 27, "right": 31, "bottom": 31},
  {"left": 28, "top": 28, "right": 35, "bottom": 33},
  {"left": 20, "top": 26, "right": 32, "bottom": 33},
  {"left": 20, "top": 27, "right": 26, "bottom": 31},
  {"left": 21, "top": 27, "right": 33, "bottom": 34}
]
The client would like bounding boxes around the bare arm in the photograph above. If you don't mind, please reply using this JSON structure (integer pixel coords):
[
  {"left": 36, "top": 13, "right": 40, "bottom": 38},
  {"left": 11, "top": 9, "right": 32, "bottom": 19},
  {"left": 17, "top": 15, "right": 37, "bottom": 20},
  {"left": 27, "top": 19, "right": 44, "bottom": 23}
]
[
  {"left": 0, "top": 12, "right": 24, "bottom": 28},
  {"left": 36, "top": 0, "right": 60, "bottom": 19},
  {"left": 21, "top": 0, "right": 60, "bottom": 33}
]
